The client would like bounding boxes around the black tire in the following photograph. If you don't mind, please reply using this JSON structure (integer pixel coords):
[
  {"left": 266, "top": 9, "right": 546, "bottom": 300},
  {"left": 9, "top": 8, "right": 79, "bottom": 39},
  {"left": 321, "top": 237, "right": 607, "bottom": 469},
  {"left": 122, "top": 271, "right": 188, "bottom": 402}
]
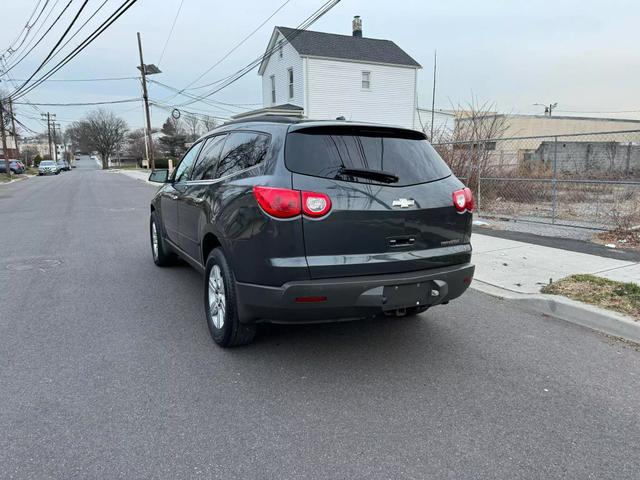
[
  {"left": 150, "top": 212, "right": 175, "bottom": 267},
  {"left": 204, "top": 248, "right": 256, "bottom": 347}
]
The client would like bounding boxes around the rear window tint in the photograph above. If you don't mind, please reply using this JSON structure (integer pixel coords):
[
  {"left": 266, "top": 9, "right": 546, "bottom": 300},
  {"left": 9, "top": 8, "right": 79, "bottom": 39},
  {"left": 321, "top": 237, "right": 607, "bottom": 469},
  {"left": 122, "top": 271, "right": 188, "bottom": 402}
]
[{"left": 285, "top": 128, "right": 451, "bottom": 186}]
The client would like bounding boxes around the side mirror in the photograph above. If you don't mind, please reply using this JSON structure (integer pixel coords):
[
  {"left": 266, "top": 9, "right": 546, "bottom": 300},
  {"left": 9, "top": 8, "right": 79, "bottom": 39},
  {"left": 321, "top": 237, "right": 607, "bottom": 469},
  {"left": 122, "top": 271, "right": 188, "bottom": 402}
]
[{"left": 149, "top": 169, "right": 169, "bottom": 183}]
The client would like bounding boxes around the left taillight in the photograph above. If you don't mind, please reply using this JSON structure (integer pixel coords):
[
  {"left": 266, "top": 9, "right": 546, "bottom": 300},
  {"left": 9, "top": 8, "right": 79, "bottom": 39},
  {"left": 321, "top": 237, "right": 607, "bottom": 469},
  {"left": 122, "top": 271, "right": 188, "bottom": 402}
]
[
  {"left": 253, "top": 186, "right": 332, "bottom": 219},
  {"left": 453, "top": 187, "right": 474, "bottom": 213}
]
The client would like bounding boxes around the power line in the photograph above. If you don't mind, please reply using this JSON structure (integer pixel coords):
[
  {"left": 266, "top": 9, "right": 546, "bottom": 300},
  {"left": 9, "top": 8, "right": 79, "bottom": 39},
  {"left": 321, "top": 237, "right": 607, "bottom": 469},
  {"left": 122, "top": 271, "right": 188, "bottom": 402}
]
[
  {"left": 155, "top": 0, "right": 294, "bottom": 107},
  {"left": 175, "top": 0, "right": 341, "bottom": 108},
  {"left": 10, "top": 0, "right": 91, "bottom": 99},
  {"left": 148, "top": 79, "right": 254, "bottom": 112},
  {"left": 13, "top": 98, "right": 141, "bottom": 106},
  {"left": 10, "top": 0, "right": 141, "bottom": 101},
  {"left": 0, "top": 0, "right": 48, "bottom": 57},
  {"left": 9, "top": 76, "right": 138, "bottom": 82},
  {"left": 157, "top": 0, "right": 185, "bottom": 67},
  {"left": 0, "top": 0, "right": 67, "bottom": 76},
  {"left": 185, "top": 0, "right": 292, "bottom": 92},
  {"left": 7, "top": 0, "right": 112, "bottom": 95}
]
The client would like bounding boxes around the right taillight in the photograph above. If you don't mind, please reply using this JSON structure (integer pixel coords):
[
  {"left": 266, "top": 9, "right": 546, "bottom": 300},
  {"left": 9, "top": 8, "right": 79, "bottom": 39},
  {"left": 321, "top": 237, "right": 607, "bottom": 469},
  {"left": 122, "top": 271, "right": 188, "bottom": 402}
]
[
  {"left": 453, "top": 187, "right": 474, "bottom": 213},
  {"left": 253, "top": 186, "right": 332, "bottom": 219},
  {"left": 301, "top": 191, "right": 332, "bottom": 218}
]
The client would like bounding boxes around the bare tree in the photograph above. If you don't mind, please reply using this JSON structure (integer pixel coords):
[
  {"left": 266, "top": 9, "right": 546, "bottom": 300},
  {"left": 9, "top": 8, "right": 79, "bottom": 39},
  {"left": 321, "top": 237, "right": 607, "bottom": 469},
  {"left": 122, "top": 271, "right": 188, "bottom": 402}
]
[
  {"left": 436, "top": 98, "right": 509, "bottom": 189},
  {"left": 200, "top": 115, "right": 217, "bottom": 132},
  {"left": 80, "top": 109, "right": 128, "bottom": 169},
  {"left": 183, "top": 114, "right": 202, "bottom": 142}
]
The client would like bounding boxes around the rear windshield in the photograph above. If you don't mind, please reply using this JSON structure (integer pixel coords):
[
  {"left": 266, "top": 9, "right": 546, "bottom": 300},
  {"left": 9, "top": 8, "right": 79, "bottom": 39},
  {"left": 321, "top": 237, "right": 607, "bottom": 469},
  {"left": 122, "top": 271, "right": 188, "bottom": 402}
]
[{"left": 285, "top": 127, "right": 451, "bottom": 186}]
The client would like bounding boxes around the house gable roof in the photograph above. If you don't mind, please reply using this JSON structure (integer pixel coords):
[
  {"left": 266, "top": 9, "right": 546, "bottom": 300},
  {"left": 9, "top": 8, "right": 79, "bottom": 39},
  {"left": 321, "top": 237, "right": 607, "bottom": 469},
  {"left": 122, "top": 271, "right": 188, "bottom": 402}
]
[{"left": 258, "top": 26, "right": 421, "bottom": 75}]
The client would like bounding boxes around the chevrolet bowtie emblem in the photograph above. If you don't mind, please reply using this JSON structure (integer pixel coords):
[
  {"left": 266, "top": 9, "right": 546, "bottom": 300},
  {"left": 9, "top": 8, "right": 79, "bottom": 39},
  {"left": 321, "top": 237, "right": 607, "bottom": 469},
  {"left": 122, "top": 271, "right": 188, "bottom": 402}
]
[{"left": 392, "top": 198, "right": 415, "bottom": 208}]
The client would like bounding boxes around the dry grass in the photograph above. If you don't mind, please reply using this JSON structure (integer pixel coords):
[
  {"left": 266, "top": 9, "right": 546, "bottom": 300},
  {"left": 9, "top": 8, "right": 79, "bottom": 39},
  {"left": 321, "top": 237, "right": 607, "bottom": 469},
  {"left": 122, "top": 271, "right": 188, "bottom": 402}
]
[
  {"left": 542, "top": 274, "right": 640, "bottom": 320},
  {"left": 593, "top": 229, "right": 640, "bottom": 251}
]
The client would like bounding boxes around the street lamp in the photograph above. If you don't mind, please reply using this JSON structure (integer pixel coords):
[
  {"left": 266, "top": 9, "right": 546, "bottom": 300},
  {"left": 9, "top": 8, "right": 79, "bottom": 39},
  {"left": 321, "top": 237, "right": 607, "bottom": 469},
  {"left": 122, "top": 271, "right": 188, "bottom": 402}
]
[{"left": 534, "top": 102, "right": 558, "bottom": 116}]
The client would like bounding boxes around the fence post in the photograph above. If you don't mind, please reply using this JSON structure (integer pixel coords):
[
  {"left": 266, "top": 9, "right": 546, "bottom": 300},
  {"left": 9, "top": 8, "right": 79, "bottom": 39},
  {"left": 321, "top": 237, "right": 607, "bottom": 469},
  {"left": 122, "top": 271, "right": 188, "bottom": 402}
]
[
  {"left": 476, "top": 144, "right": 482, "bottom": 216},
  {"left": 552, "top": 136, "right": 558, "bottom": 224},
  {"left": 477, "top": 166, "right": 482, "bottom": 216}
]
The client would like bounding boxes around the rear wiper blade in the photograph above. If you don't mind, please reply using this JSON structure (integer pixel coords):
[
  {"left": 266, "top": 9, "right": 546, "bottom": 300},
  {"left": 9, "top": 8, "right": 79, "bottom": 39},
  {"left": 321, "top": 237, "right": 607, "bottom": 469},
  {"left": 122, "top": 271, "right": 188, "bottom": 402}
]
[{"left": 335, "top": 167, "right": 399, "bottom": 184}]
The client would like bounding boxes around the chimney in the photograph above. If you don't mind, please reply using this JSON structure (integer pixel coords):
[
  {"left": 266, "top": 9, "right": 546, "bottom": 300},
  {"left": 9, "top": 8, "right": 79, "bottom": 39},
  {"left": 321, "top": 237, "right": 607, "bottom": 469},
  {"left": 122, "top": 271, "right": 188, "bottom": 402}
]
[{"left": 352, "top": 15, "right": 362, "bottom": 38}]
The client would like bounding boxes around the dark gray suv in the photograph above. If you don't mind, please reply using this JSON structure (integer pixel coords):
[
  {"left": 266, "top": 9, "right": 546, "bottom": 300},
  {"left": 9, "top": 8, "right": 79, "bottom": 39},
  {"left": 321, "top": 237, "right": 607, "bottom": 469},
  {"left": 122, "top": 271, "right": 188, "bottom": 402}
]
[{"left": 149, "top": 118, "right": 474, "bottom": 347}]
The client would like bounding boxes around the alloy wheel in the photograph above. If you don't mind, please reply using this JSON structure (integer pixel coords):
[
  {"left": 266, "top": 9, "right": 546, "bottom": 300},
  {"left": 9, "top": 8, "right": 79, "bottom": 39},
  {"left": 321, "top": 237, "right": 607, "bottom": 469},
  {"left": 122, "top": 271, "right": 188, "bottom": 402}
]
[{"left": 208, "top": 265, "right": 226, "bottom": 329}]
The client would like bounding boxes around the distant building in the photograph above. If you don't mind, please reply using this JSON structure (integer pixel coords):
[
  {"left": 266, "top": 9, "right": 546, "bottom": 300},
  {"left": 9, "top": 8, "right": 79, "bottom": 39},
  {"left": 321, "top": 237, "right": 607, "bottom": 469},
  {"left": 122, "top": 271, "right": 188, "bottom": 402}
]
[
  {"left": 452, "top": 114, "right": 640, "bottom": 173},
  {"left": 235, "top": 16, "right": 422, "bottom": 129}
]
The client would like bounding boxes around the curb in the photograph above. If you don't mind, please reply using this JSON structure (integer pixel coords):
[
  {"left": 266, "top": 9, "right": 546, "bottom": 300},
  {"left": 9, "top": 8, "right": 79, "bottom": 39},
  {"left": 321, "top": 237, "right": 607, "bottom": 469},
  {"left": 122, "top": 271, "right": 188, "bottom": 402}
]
[
  {"left": 471, "top": 281, "right": 640, "bottom": 343},
  {"left": 0, "top": 175, "right": 30, "bottom": 186},
  {"left": 114, "top": 170, "right": 155, "bottom": 185}
]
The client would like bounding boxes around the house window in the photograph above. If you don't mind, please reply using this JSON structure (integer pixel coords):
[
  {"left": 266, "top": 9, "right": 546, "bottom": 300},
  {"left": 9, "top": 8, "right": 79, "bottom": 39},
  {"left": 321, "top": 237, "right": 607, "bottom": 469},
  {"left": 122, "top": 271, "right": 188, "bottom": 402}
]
[
  {"left": 278, "top": 42, "right": 283, "bottom": 58},
  {"left": 287, "top": 68, "right": 294, "bottom": 99},
  {"left": 270, "top": 75, "right": 276, "bottom": 104},
  {"left": 362, "top": 71, "right": 371, "bottom": 89}
]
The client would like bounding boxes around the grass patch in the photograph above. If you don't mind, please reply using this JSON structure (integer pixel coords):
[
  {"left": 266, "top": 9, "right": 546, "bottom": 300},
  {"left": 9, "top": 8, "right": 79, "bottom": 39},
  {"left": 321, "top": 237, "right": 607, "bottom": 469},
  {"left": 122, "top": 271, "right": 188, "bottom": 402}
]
[{"left": 542, "top": 274, "right": 640, "bottom": 320}]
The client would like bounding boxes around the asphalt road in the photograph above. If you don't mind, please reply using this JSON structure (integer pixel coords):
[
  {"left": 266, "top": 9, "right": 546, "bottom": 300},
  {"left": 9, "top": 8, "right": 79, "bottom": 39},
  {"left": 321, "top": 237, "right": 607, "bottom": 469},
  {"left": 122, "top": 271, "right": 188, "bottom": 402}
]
[{"left": 1, "top": 157, "right": 639, "bottom": 479}]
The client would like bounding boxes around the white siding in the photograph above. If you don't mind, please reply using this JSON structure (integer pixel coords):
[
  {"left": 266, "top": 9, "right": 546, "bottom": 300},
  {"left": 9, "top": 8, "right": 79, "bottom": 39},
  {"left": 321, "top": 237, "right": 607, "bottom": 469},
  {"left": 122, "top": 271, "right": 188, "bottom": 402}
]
[
  {"left": 261, "top": 32, "right": 304, "bottom": 107},
  {"left": 305, "top": 57, "right": 417, "bottom": 129}
]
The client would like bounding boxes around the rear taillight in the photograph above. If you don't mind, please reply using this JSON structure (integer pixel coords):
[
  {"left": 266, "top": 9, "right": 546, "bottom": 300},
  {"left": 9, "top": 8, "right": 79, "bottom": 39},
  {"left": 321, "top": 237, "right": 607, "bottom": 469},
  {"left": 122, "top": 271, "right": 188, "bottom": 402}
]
[
  {"left": 253, "top": 186, "right": 301, "bottom": 218},
  {"left": 253, "top": 186, "right": 332, "bottom": 219},
  {"left": 453, "top": 187, "right": 474, "bottom": 213},
  {"left": 302, "top": 191, "right": 332, "bottom": 217}
]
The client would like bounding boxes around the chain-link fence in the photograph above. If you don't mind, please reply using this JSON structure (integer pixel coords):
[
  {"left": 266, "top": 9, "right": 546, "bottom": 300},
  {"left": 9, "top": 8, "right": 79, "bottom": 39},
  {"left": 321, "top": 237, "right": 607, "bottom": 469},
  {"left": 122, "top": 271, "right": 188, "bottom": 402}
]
[{"left": 434, "top": 129, "right": 640, "bottom": 230}]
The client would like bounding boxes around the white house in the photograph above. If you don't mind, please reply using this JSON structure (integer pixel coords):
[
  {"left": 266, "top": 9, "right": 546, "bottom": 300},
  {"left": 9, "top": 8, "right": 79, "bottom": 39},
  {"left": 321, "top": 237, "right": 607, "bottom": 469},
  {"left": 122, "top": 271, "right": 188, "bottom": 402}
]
[{"left": 236, "top": 17, "right": 422, "bottom": 130}]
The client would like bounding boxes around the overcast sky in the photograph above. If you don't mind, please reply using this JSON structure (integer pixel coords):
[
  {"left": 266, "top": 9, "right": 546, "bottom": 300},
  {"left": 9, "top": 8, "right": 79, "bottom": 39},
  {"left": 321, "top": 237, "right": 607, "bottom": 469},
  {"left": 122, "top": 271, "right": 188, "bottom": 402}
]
[{"left": 1, "top": 0, "right": 639, "bottom": 134}]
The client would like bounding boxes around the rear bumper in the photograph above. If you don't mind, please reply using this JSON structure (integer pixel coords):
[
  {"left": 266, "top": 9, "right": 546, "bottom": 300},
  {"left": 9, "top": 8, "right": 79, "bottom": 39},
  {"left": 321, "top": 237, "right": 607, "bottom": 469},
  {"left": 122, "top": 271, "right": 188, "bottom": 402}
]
[{"left": 236, "top": 263, "right": 474, "bottom": 324}]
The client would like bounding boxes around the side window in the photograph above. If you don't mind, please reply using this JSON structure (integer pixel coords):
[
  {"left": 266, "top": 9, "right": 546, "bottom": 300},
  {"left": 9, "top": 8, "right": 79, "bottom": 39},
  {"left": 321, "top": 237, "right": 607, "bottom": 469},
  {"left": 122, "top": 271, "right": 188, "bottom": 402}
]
[
  {"left": 173, "top": 142, "right": 202, "bottom": 183},
  {"left": 190, "top": 135, "right": 227, "bottom": 181},
  {"left": 216, "top": 132, "right": 270, "bottom": 179}
]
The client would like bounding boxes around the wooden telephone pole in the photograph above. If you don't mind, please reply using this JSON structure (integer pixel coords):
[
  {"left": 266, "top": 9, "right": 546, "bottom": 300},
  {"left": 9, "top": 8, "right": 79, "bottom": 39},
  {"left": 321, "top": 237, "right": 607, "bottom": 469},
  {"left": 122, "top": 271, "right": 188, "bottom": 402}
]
[
  {"left": 8, "top": 99, "right": 18, "bottom": 154},
  {"left": 137, "top": 32, "right": 155, "bottom": 170},
  {"left": 41, "top": 112, "right": 56, "bottom": 159},
  {"left": 0, "top": 98, "right": 10, "bottom": 178}
]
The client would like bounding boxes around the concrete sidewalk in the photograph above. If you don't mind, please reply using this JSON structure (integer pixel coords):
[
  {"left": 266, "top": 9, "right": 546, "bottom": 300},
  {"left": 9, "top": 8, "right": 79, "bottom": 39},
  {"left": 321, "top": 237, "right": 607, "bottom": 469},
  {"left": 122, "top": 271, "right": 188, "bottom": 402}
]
[
  {"left": 472, "top": 234, "right": 639, "bottom": 293},
  {"left": 113, "top": 168, "right": 154, "bottom": 184}
]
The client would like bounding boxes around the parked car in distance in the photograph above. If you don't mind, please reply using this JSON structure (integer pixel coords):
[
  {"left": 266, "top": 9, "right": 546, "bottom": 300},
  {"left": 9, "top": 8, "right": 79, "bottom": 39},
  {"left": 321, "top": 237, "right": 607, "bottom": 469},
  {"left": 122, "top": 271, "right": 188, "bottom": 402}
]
[
  {"left": 148, "top": 117, "right": 475, "bottom": 347},
  {"left": 38, "top": 160, "right": 60, "bottom": 175},
  {"left": 0, "top": 160, "right": 25, "bottom": 174},
  {"left": 57, "top": 160, "right": 71, "bottom": 171}
]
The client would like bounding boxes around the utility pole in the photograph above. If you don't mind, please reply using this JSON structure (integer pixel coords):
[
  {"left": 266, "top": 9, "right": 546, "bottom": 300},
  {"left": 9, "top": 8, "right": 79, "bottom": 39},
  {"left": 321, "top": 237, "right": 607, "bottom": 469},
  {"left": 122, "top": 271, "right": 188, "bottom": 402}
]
[
  {"left": 0, "top": 98, "right": 10, "bottom": 178},
  {"left": 8, "top": 99, "right": 18, "bottom": 156},
  {"left": 41, "top": 112, "right": 56, "bottom": 159},
  {"left": 52, "top": 122, "right": 61, "bottom": 162},
  {"left": 137, "top": 32, "right": 158, "bottom": 170},
  {"left": 430, "top": 49, "right": 437, "bottom": 142},
  {"left": 51, "top": 122, "right": 57, "bottom": 162}
]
